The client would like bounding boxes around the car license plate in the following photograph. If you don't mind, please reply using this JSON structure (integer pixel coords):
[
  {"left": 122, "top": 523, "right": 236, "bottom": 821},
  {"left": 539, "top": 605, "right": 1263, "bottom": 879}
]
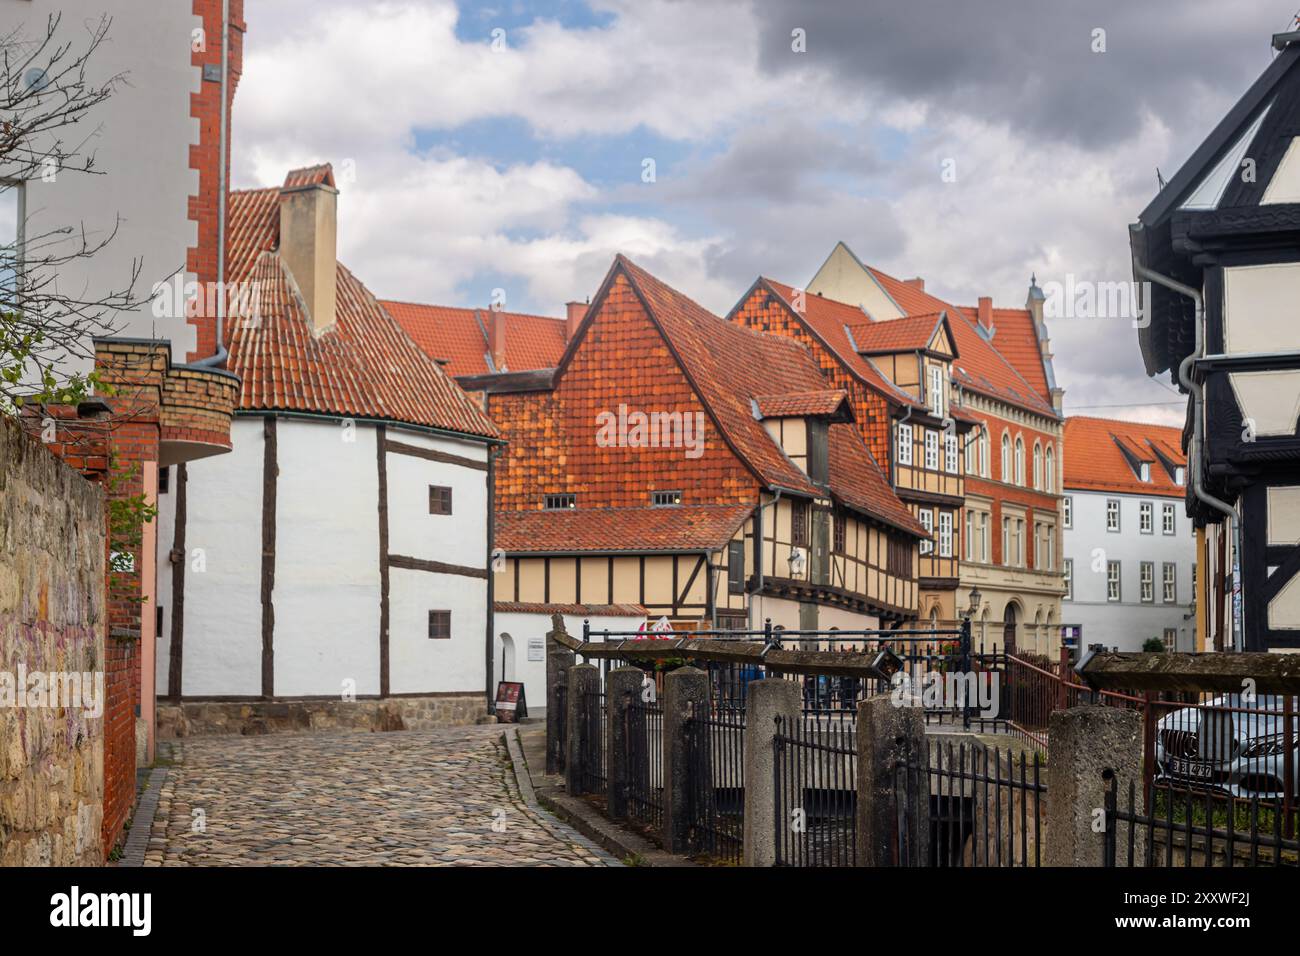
[{"left": 1170, "top": 758, "right": 1212, "bottom": 779}]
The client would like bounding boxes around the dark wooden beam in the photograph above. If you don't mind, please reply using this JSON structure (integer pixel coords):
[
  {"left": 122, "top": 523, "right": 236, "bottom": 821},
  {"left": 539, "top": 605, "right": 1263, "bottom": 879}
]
[
  {"left": 1077, "top": 650, "right": 1300, "bottom": 694},
  {"left": 377, "top": 424, "right": 390, "bottom": 698},
  {"left": 167, "top": 462, "right": 187, "bottom": 700},
  {"left": 260, "top": 417, "right": 277, "bottom": 699}
]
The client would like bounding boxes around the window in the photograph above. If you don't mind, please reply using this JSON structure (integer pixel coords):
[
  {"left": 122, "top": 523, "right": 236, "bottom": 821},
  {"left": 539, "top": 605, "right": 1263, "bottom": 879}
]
[
  {"left": 924, "top": 430, "right": 939, "bottom": 470},
  {"left": 1162, "top": 502, "right": 1176, "bottom": 535},
  {"left": 964, "top": 510, "right": 973, "bottom": 561},
  {"left": 1001, "top": 516, "right": 1010, "bottom": 566},
  {"left": 1162, "top": 563, "right": 1176, "bottom": 603},
  {"left": 429, "top": 485, "right": 453, "bottom": 515},
  {"left": 651, "top": 490, "right": 683, "bottom": 507},
  {"left": 887, "top": 537, "right": 911, "bottom": 577},
  {"left": 897, "top": 422, "right": 913, "bottom": 466},
  {"left": 544, "top": 493, "right": 575, "bottom": 510},
  {"left": 1014, "top": 437, "right": 1025, "bottom": 486},
  {"left": 1140, "top": 562, "right": 1154, "bottom": 602},
  {"left": 807, "top": 419, "right": 829, "bottom": 484},
  {"left": 428, "top": 610, "right": 451, "bottom": 640},
  {"left": 1106, "top": 499, "right": 1120, "bottom": 532},
  {"left": 919, "top": 509, "right": 934, "bottom": 555},
  {"left": 979, "top": 512, "right": 989, "bottom": 562},
  {"left": 833, "top": 508, "right": 846, "bottom": 553},
  {"left": 938, "top": 512, "right": 953, "bottom": 558},
  {"left": 716, "top": 609, "right": 747, "bottom": 631},
  {"left": 1163, "top": 628, "right": 1177, "bottom": 651},
  {"left": 1106, "top": 561, "right": 1121, "bottom": 602},
  {"left": 1139, "top": 463, "right": 1151, "bottom": 482},
  {"left": 1045, "top": 445, "right": 1055, "bottom": 492},
  {"left": 1014, "top": 518, "right": 1024, "bottom": 567},
  {"left": 1001, "top": 432, "right": 1011, "bottom": 481},
  {"left": 929, "top": 365, "right": 944, "bottom": 417},
  {"left": 727, "top": 539, "right": 746, "bottom": 594},
  {"left": 790, "top": 499, "right": 808, "bottom": 548},
  {"left": 1045, "top": 524, "right": 1054, "bottom": 571},
  {"left": 1139, "top": 501, "right": 1153, "bottom": 534},
  {"left": 945, "top": 433, "right": 958, "bottom": 473},
  {"left": 158, "top": 467, "right": 170, "bottom": 495},
  {"left": 1063, "top": 496, "right": 1072, "bottom": 528},
  {"left": 980, "top": 430, "right": 990, "bottom": 477},
  {"left": 1175, "top": 466, "right": 1186, "bottom": 486},
  {"left": 965, "top": 432, "right": 977, "bottom": 474},
  {"left": 1064, "top": 559, "right": 1073, "bottom": 601},
  {"left": 1, "top": 181, "right": 23, "bottom": 292},
  {"left": 1033, "top": 443, "right": 1042, "bottom": 490}
]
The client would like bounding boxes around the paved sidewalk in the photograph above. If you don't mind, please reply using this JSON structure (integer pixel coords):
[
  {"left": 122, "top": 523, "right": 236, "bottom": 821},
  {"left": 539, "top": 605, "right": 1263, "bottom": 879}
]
[{"left": 140, "top": 725, "right": 616, "bottom": 866}]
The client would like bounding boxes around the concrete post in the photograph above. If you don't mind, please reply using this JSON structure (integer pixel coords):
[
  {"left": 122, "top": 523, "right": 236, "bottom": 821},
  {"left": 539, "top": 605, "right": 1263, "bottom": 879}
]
[
  {"left": 1045, "top": 705, "right": 1144, "bottom": 867},
  {"left": 662, "top": 666, "right": 709, "bottom": 854},
  {"left": 856, "top": 693, "right": 928, "bottom": 867},
  {"left": 605, "top": 666, "right": 644, "bottom": 819},
  {"left": 564, "top": 664, "right": 599, "bottom": 795},
  {"left": 742, "top": 677, "right": 801, "bottom": 867},
  {"left": 546, "top": 630, "right": 576, "bottom": 775}
]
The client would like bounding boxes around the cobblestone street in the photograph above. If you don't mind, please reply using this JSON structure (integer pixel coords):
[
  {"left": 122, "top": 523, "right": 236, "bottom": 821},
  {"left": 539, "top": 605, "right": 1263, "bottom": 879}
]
[{"left": 141, "top": 727, "right": 616, "bottom": 867}]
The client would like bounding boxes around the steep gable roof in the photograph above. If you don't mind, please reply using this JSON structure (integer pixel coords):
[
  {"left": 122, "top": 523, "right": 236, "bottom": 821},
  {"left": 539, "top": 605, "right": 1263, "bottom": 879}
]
[
  {"left": 223, "top": 175, "right": 498, "bottom": 440},
  {"left": 847, "top": 311, "right": 955, "bottom": 357}
]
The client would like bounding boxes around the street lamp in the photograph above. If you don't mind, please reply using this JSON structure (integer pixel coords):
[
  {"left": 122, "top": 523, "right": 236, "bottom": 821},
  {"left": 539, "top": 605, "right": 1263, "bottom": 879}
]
[{"left": 966, "top": 585, "right": 982, "bottom": 618}]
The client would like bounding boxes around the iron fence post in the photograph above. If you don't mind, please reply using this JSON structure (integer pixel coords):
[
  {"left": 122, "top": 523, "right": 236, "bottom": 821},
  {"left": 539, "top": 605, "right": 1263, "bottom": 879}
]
[{"left": 960, "top": 616, "right": 972, "bottom": 731}]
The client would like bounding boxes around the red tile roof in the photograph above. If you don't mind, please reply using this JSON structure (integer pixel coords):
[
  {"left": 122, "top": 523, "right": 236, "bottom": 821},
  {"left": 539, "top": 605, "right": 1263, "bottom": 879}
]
[
  {"left": 848, "top": 312, "right": 949, "bottom": 355},
  {"left": 223, "top": 172, "right": 498, "bottom": 440},
  {"left": 753, "top": 389, "right": 850, "bottom": 419},
  {"left": 382, "top": 300, "right": 568, "bottom": 378},
  {"left": 1063, "top": 417, "right": 1187, "bottom": 498},
  {"left": 281, "top": 164, "right": 335, "bottom": 189},
  {"left": 496, "top": 503, "right": 754, "bottom": 553},
  {"left": 827, "top": 424, "right": 928, "bottom": 536},
  {"left": 757, "top": 279, "right": 926, "bottom": 410},
  {"left": 957, "top": 305, "right": 1051, "bottom": 404},
  {"left": 861, "top": 267, "right": 1058, "bottom": 417}
]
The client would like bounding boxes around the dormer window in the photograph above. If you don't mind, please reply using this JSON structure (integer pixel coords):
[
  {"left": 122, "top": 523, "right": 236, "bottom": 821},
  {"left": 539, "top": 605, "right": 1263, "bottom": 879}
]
[
  {"left": 1140, "top": 462, "right": 1151, "bottom": 482},
  {"left": 807, "top": 419, "right": 829, "bottom": 485},
  {"left": 544, "top": 493, "right": 576, "bottom": 510},
  {"left": 928, "top": 365, "right": 944, "bottom": 417},
  {"left": 651, "top": 490, "right": 683, "bottom": 507},
  {"left": 1175, "top": 466, "right": 1186, "bottom": 486}
]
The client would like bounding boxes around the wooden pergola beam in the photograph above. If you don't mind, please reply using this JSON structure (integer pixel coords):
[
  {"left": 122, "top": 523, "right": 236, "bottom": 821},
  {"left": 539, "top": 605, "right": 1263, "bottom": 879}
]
[{"left": 1076, "top": 650, "right": 1300, "bottom": 695}]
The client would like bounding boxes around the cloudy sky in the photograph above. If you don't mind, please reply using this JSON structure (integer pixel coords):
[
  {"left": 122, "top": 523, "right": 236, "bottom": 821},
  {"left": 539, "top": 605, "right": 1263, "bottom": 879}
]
[{"left": 232, "top": 0, "right": 1299, "bottom": 424}]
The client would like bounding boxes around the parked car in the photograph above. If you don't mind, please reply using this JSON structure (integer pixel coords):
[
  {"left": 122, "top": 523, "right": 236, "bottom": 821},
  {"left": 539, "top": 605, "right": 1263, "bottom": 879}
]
[{"left": 1154, "top": 694, "right": 1298, "bottom": 799}]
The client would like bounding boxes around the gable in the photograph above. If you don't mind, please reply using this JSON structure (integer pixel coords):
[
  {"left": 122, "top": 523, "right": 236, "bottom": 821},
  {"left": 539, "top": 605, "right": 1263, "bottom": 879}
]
[{"left": 807, "top": 243, "right": 905, "bottom": 321}]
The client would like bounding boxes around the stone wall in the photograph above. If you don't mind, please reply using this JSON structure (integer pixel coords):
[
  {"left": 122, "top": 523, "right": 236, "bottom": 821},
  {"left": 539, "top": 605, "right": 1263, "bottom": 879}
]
[
  {"left": 156, "top": 694, "right": 491, "bottom": 738},
  {"left": 0, "top": 416, "right": 106, "bottom": 866}
]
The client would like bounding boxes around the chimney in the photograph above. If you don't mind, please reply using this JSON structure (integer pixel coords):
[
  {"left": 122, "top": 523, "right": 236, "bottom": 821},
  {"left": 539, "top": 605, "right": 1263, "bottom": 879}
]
[
  {"left": 565, "top": 300, "right": 587, "bottom": 342},
  {"left": 977, "top": 296, "right": 994, "bottom": 332},
  {"left": 488, "top": 305, "right": 507, "bottom": 372},
  {"left": 904, "top": 277, "right": 925, "bottom": 292},
  {"left": 279, "top": 165, "right": 338, "bottom": 333}
]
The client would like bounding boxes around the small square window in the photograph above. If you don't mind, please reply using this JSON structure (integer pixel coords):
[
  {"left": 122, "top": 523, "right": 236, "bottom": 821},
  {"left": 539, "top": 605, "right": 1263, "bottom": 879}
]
[
  {"left": 158, "top": 466, "right": 170, "bottom": 494},
  {"left": 429, "top": 485, "right": 452, "bottom": 515},
  {"left": 651, "top": 490, "right": 682, "bottom": 507},
  {"left": 544, "top": 493, "right": 576, "bottom": 510},
  {"left": 428, "top": 610, "right": 451, "bottom": 640}
]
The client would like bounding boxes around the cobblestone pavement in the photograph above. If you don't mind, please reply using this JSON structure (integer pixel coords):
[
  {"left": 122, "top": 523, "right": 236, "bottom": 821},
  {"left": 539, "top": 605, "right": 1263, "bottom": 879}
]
[{"left": 142, "top": 726, "right": 617, "bottom": 866}]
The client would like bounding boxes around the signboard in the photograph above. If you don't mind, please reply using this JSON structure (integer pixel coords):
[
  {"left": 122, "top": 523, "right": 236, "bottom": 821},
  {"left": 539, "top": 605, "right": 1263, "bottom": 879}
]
[
  {"left": 527, "top": 637, "right": 545, "bottom": 662},
  {"left": 494, "top": 681, "right": 527, "bottom": 723}
]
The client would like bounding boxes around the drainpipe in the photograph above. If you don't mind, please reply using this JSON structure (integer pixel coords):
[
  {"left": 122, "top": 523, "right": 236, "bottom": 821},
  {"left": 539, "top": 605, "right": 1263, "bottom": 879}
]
[
  {"left": 748, "top": 489, "right": 782, "bottom": 630},
  {"left": 1132, "top": 256, "right": 1243, "bottom": 650},
  {"left": 195, "top": 0, "right": 230, "bottom": 368}
]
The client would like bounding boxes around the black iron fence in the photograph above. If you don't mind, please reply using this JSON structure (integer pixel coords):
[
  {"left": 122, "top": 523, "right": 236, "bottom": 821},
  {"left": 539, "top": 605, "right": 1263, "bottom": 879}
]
[
  {"left": 773, "top": 715, "right": 857, "bottom": 867},
  {"left": 580, "top": 690, "right": 607, "bottom": 796},
  {"left": 625, "top": 696, "right": 664, "bottom": 832},
  {"left": 552, "top": 684, "right": 568, "bottom": 773},
  {"left": 685, "top": 700, "right": 745, "bottom": 864}
]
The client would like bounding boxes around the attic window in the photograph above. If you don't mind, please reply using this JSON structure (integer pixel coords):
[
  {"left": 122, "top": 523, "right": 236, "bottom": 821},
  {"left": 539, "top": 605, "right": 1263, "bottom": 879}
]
[
  {"left": 1175, "top": 466, "right": 1186, "bottom": 486},
  {"left": 544, "top": 493, "right": 576, "bottom": 510},
  {"left": 1139, "top": 463, "right": 1151, "bottom": 483},
  {"left": 807, "top": 419, "right": 829, "bottom": 485},
  {"left": 651, "top": 490, "right": 683, "bottom": 507}
]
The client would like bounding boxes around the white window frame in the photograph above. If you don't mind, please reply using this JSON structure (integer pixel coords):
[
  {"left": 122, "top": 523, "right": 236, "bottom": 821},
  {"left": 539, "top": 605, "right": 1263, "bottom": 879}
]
[
  {"left": 979, "top": 511, "right": 990, "bottom": 562},
  {"left": 1107, "top": 561, "right": 1121, "bottom": 602},
  {"left": 1063, "top": 558, "right": 1073, "bottom": 601},
  {"left": 1001, "top": 433, "right": 1011, "bottom": 482},
  {"left": 1014, "top": 437, "right": 1025, "bottom": 486},
  {"left": 897, "top": 422, "right": 913, "bottom": 466},
  {"left": 929, "top": 365, "right": 944, "bottom": 417},
  {"left": 1063, "top": 495, "right": 1072, "bottom": 529},
  {"left": 919, "top": 508, "right": 934, "bottom": 555},
  {"left": 938, "top": 511, "right": 953, "bottom": 557},
  {"left": 1106, "top": 499, "right": 1120, "bottom": 532},
  {"left": 1162, "top": 562, "right": 1176, "bottom": 603},
  {"left": 944, "top": 433, "right": 958, "bottom": 473},
  {"left": 1045, "top": 445, "right": 1055, "bottom": 493},
  {"left": 924, "top": 430, "right": 939, "bottom": 470},
  {"left": 964, "top": 510, "right": 973, "bottom": 561},
  {"left": 1033, "top": 443, "right": 1042, "bottom": 490},
  {"left": 1162, "top": 502, "right": 1176, "bottom": 535},
  {"left": 1139, "top": 501, "right": 1153, "bottom": 534},
  {"left": 1140, "top": 561, "right": 1154, "bottom": 603}
]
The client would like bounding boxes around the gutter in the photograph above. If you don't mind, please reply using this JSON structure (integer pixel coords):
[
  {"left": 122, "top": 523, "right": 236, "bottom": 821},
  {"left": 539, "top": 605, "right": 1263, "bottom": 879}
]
[
  {"left": 1132, "top": 249, "right": 1243, "bottom": 650},
  {"left": 236, "top": 408, "right": 507, "bottom": 446},
  {"left": 195, "top": 0, "right": 230, "bottom": 369}
]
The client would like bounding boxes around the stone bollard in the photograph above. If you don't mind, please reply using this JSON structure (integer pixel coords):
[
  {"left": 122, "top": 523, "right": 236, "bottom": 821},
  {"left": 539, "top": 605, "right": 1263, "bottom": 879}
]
[
  {"left": 1045, "top": 705, "right": 1144, "bottom": 867},
  {"left": 856, "top": 693, "right": 928, "bottom": 867},
  {"left": 564, "top": 664, "right": 599, "bottom": 796},
  {"left": 742, "top": 677, "right": 801, "bottom": 867},
  {"left": 662, "top": 666, "right": 709, "bottom": 854},
  {"left": 605, "top": 666, "right": 644, "bottom": 820},
  {"left": 546, "top": 631, "right": 576, "bottom": 775}
]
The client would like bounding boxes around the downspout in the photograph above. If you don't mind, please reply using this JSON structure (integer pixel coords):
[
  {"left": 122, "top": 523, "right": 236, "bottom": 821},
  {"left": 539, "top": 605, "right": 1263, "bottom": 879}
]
[
  {"left": 1132, "top": 255, "right": 1243, "bottom": 650},
  {"left": 194, "top": 0, "right": 230, "bottom": 368},
  {"left": 748, "top": 489, "right": 782, "bottom": 630}
]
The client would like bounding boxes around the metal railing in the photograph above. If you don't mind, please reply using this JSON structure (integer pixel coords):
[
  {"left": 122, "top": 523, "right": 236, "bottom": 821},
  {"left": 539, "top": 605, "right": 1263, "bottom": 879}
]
[
  {"left": 685, "top": 699, "right": 745, "bottom": 864},
  {"left": 625, "top": 696, "right": 664, "bottom": 833},
  {"left": 580, "top": 690, "right": 607, "bottom": 796},
  {"left": 773, "top": 714, "right": 857, "bottom": 867}
]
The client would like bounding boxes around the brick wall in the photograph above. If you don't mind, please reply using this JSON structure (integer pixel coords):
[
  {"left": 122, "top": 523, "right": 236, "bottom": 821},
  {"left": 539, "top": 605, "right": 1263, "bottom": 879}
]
[{"left": 0, "top": 416, "right": 106, "bottom": 865}]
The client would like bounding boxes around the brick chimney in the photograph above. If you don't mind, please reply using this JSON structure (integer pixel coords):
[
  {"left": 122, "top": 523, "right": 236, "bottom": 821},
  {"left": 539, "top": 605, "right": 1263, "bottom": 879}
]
[
  {"left": 279, "top": 164, "right": 338, "bottom": 333},
  {"left": 904, "top": 277, "right": 925, "bottom": 292},
  {"left": 977, "top": 296, "right": 994, "bottom": 333},
  {"left": 488, "top": 305, "right": 507, "bottom": 372},
  {"left": 565, "top": 300, "right": 587, "bottom": 342}
]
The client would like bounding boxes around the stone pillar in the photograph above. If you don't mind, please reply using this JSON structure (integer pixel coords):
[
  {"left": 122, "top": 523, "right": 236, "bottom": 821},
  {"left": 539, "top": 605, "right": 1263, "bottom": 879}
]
[
  {"left": 1045, "top": 705, "right": 1144, "bottom": 867},
  {"left": 605, "top": 666, "right": 644, "bottom": 819},
  {"left": 742, "top": 677, "right": 801, "bottom": 867},
  {"left": 564, "top": 664, "right": 599, "bottom": 795},
  {"left": 856, "top": 693, "right": 928, "bottom": 867},
  {"left": 546, "top": 630, "right": 576, "bottom": 775},
  {"left": 662, "top": 666, "right": 709, "bottom": 854}
]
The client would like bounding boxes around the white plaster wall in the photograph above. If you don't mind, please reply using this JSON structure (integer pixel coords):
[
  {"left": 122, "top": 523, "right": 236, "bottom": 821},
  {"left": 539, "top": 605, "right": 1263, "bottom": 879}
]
[
  {"left": 1062, "top": 489, "right": 1196, "bottom": 651},
  {"left": 389, "top": 567, "right": 484, "bottom": 695},
  {"left": 172, "top": 417, "right": 265, "bottom": 696},
  {"left": 494, "top": 612, "right": 646, "bottom": 716},
  {"left": 384, "top": 430, "right": 488, "bottom": 568},
  {"left": 273, "top": 419, "right": 380, "bottom": 697},
  {"left": 0, "top": 3, "right": 202, "bottom": 362}
]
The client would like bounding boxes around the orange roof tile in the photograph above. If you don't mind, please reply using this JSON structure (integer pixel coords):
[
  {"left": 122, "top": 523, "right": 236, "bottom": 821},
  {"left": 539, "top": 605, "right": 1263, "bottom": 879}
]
[
  {"left": 496, "top": 503, "right": 754, "bottom": 553},
  {"left": 223, "top": 181, "right": 498, "bottom": 440},
  {"left": 848, "top": 312, "right": 949, "bottom": 355},
  {"left": 383, "top": 300, "right": 568, "bottom": 378},
  {"left": 753, "top": 389, "right": 850, "bottom": 419},
  {"left": 1063, "top": 417, "right": 1187, "bottom": 498}
]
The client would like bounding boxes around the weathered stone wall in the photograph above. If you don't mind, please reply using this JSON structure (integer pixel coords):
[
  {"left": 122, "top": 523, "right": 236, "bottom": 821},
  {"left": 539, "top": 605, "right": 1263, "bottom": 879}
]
[
  {"left": 156, "top": 694, "right": 491, "bottom": 738},
  {"left": 0, "top": 416, "right": 106, "bottom": 866}
]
